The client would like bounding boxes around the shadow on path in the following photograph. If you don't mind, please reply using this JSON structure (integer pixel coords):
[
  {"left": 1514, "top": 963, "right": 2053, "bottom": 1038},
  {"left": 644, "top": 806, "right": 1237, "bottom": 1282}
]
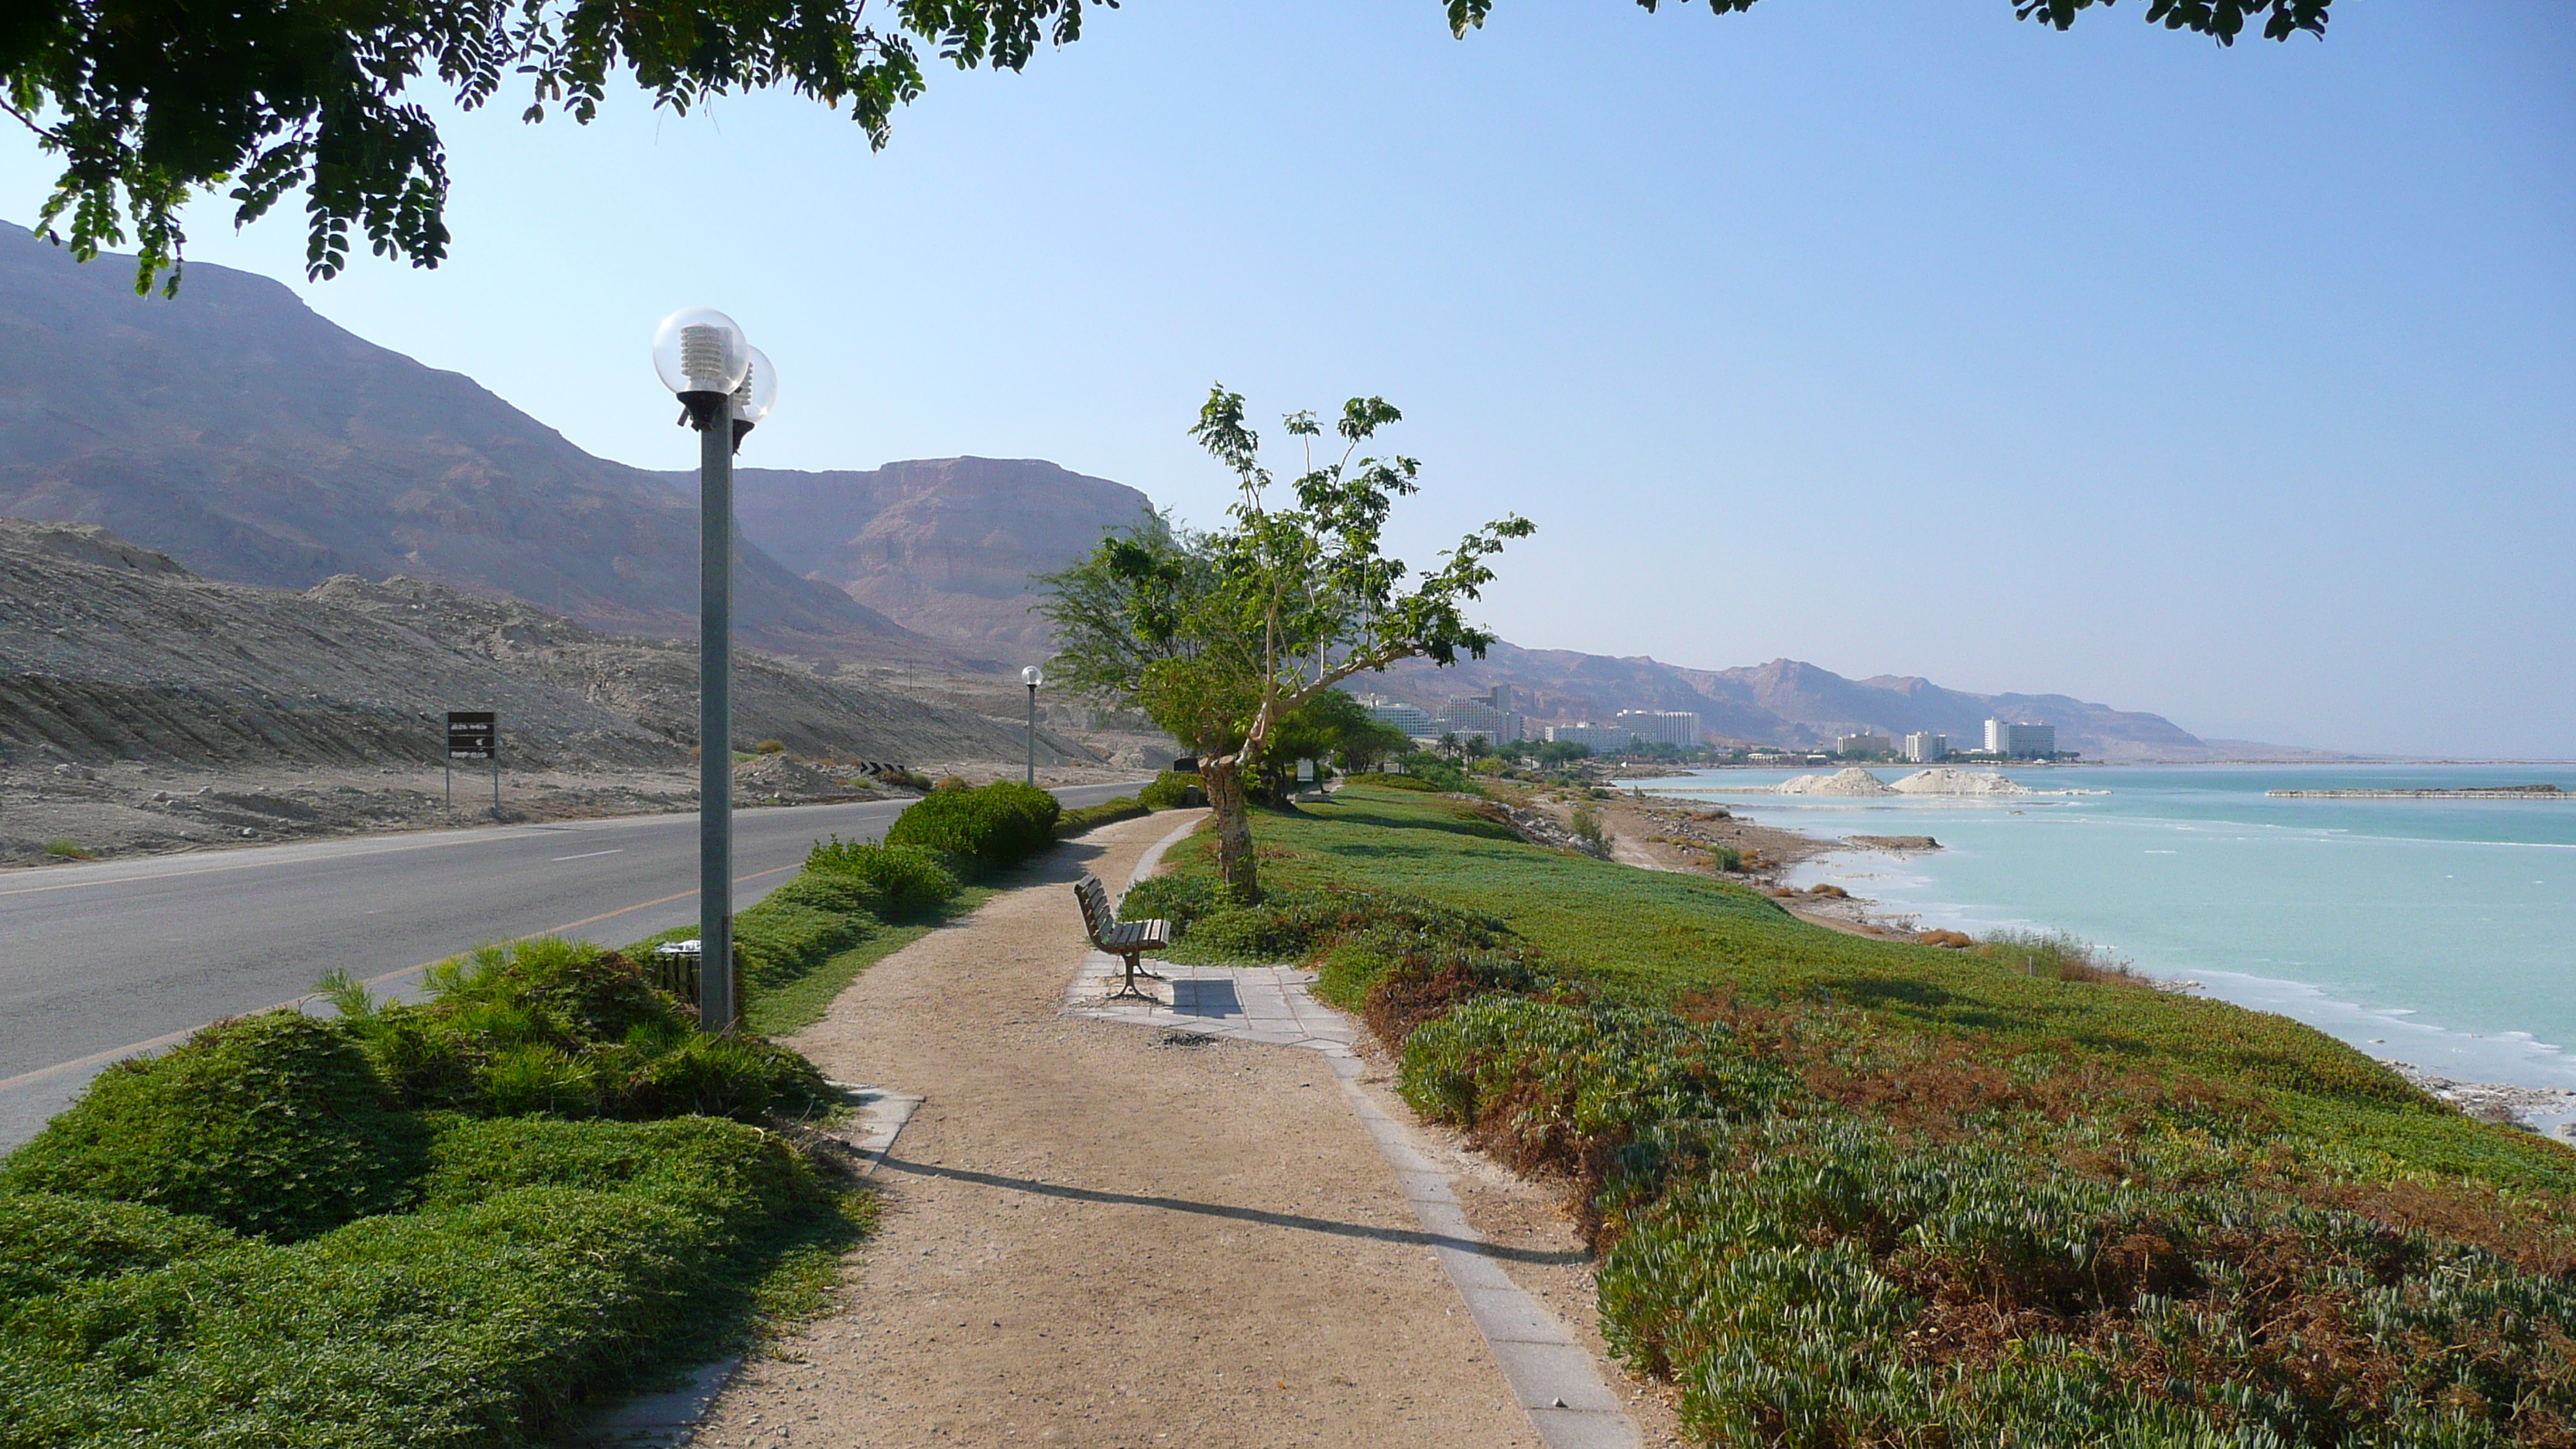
[{"left": 876, "top": 1155, "right": 1589, "bottom": 1268}]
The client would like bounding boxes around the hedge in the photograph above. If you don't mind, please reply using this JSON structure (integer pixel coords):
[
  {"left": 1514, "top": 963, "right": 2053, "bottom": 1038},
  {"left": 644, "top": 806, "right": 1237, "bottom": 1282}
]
[
  {"left": 1056, "top": 795, "right": 1149, "bottom": 838},
  {"left": 883, "top": 780, "right": 1061, "bottom": 871},
  {"left": 1137, "top": 770, "right": 1205, "bottom": 808}
]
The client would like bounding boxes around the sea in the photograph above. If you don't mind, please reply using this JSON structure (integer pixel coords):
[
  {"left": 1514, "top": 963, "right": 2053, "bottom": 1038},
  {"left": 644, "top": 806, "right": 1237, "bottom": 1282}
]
[{"left": 1621, "top": 763, "right": 2576, "bottom": 1126}]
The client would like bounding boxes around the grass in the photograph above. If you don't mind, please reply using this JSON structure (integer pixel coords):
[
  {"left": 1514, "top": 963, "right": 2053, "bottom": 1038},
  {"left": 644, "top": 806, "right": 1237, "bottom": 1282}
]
[
  {"left": 40, "top": 839, "right": 91, "bottom": 860},
  {"left": 735, "top": 888, "right": 992, "bottom": 1037},
  {"left": 1142, "top": 783, "right": 2576, "bottom": 1446}
]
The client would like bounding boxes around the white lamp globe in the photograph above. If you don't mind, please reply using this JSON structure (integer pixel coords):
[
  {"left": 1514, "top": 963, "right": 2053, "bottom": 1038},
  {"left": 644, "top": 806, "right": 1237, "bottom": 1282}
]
[
  {"left": 733, "top": 346, "right": 779, "bottom": 424},
  {"left": 652, "top": 307, "right": 750, "bottom": 397},
  {"left": 1022, "top": 666, "right": 1045, "bottom": 688}
]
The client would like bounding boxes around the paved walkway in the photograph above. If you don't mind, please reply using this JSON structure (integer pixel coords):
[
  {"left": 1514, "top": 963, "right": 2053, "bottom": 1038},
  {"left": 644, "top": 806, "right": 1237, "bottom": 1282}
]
[{"left": 1065, "top": 919, "right": 1640, "bottom": 1449}]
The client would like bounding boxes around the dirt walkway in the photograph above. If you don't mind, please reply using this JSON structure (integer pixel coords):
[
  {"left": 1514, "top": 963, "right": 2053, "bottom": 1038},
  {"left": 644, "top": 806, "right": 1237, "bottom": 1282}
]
[{"left": 693, "top": 813, "right": 1544, "bottom": 1448}]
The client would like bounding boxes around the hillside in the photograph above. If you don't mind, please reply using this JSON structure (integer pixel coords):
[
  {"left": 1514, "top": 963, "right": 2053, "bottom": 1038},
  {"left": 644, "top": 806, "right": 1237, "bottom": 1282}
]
[
  {"left": 0, "top": 222, "right": 944, "bottom": 663},
  {"left": 721, "top": 456, "right": 1152, "bottom": 664},
  {"left": 1377, "top": 644, "right": 2228, "bottom": 761},
  {"left": 0, "top": 519, "right": 1086, "bottom": 771}
]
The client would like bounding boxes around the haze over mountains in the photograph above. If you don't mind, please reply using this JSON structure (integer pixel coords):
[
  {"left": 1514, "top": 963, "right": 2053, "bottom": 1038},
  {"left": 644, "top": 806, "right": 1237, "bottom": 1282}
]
[{"left": 0, "top": 227, "right": 2297, "bottom": 760}]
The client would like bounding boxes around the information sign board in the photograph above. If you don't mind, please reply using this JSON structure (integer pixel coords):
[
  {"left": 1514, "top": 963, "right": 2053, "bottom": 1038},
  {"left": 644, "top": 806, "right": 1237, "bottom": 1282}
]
[{"left": 446, "top": 711, "right": 496, "bottom": 761}]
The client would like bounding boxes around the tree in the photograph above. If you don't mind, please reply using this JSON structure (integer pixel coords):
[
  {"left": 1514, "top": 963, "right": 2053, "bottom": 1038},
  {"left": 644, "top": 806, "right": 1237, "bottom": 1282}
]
[
  {"left": 5, "top": 1, "right": 2334, "bottom": 296},
  {"left": 1040, "top": 385, "right": 1532, "bottom": 902}
]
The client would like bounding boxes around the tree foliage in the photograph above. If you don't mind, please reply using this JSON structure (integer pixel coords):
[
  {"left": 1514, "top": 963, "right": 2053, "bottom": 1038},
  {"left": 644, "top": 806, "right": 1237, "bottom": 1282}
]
[
  {"left": 1040, "top": 385, "right": 1530, "bottom": 900},
  {"left": 5, "top": 0, "right": 2331, "bottom": 296},
  {"left": 0, "top": 0, "right": 1107, "bottom": 293}
]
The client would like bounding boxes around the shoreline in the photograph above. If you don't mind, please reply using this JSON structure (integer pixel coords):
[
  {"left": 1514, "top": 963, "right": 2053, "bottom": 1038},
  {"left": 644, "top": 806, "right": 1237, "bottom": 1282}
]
[{"left": 1604, "top": 780, "right": 2576, "bottom": 1142}]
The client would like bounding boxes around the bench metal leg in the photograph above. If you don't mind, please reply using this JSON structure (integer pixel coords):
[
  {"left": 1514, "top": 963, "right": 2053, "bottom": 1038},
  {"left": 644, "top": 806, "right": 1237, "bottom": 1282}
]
[{"left": 1104, "top": 951, "right": 1159, "bottom": 1002}]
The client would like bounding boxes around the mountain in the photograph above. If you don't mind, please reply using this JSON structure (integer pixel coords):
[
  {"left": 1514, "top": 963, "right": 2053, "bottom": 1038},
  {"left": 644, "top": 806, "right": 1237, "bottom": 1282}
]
[
  {"left": 1375, "top": 645, "right": 2226, "bottom": 762},
  {"left": 719, "top": 456, "right": 1153, "bottom": 664},
  {"left": 0, "top": 222, "right": 947, "bottom": 663},
  {"left": 0, "top": 518, "right": 1088, "bottom": 769}
]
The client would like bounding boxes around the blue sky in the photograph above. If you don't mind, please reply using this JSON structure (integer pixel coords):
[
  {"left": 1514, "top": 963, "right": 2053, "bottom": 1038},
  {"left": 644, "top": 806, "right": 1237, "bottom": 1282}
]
[{"left": 4, "top": 2, "right": 2569, "bottom": 755}]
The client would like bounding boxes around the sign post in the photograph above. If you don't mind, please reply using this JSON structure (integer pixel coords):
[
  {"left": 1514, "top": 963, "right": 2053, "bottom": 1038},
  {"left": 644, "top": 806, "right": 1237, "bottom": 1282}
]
[{"left": 446, "top": 711, "right": 496, "bottom": 817}]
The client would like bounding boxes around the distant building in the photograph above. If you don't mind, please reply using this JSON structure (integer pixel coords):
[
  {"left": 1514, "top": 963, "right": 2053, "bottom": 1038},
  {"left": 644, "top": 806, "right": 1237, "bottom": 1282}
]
[
  {"left": 1545, "top": 722, "right": 1633, "bottom": 752},
  {"left": 1984, "top": 719, "right": 2057, "bottom": 758},
  {"left": 1357, "top": 694, "right": 1437, "bottom": 738},
  {"left": 1904, "top": 731, "right": 1949, "bottom": 762},
  {"left": 1837, "top": 732, "right": 1894, "bottom": 757},
  {"left": 1615, "top": 710, "right": 1702, "bottom": 748},
  {"left": 1439, "top": 685, "right": 1526, "bottom": 746}
]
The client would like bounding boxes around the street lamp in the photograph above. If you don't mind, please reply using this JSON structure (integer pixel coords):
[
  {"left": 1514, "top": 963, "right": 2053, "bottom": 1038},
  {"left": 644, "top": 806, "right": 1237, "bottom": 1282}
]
[
  {"left": 653, "top": 308, "right": 776, "bottom": 1034},
  {"left": 1022, "top": 665, "right": 1044, "bottom": 786}
]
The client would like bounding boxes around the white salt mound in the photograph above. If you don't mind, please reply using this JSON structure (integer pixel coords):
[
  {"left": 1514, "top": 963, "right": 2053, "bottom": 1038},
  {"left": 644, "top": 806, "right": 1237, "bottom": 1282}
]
[
  {"left": 1891, "top": 768, "right": 2030, "bottom": 796},
  {"left": 1776, "top": 767, "right": 1899, "bottom": 797}
]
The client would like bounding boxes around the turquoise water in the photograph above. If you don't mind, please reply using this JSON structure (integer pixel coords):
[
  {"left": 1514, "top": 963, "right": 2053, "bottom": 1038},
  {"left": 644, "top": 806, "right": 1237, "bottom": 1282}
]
[{"left": 1623, "top": 764, "right": 2576, "bottom": 1095}]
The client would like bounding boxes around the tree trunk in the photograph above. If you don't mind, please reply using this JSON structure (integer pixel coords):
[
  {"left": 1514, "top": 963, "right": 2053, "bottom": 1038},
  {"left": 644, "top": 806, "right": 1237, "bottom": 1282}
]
[{"left": 1201, "top": 756, "right": 1261, "bottom": 904}]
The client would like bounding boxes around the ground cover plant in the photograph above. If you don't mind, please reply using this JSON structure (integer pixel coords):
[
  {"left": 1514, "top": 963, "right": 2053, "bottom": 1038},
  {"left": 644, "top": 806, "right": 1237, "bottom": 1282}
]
[
  {"left": 1146, "top": 783, "right": 2576, "bottom": 1447},
  {"left": 0, "top": 938, "right": 867, "bottom": 1447}
]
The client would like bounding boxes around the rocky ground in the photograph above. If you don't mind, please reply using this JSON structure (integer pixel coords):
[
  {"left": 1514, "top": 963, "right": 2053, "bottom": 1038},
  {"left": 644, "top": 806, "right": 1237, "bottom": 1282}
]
[
  {"left": 0, "top": 519, "right": 1181, "bottom": 867},
  {"left": 0, "top": 748, "right": 1168, "bottom": 868}
]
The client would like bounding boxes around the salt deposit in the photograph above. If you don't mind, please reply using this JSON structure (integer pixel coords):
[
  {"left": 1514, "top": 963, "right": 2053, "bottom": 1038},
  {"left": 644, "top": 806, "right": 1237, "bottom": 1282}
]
[
  {"left": 1891, "top": 768, "right": 2031, "bottom": 797},
  {"left": 1775, "top": 767, "right": 1899, "bottom": 797}
]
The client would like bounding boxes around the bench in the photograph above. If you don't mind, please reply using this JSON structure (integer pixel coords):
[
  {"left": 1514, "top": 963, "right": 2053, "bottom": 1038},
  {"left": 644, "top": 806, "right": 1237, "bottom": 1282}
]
[{"left": 1075, "top": 873, "right": 1172, "bottom": 1002}]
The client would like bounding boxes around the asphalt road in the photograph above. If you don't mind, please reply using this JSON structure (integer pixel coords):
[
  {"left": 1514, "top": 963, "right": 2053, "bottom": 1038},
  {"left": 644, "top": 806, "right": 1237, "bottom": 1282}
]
[{"left": 0, "top": 783, "right": 1141, "bottom": 1148}]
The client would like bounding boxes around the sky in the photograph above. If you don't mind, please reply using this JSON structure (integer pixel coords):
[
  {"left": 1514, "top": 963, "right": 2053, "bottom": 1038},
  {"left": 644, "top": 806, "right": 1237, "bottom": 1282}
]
[{"left": 3, "top": 1, "right": 2570, "bottom": 755}]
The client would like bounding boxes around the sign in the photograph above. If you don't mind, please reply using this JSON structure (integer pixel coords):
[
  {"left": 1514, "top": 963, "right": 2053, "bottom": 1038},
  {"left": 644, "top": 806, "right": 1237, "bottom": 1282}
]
[
  {"left": 1295, "top": 757, "right": 1316, "bottom": 783},
  {"left": 446, "top": 711, "right": 496, "bottom": 761}
]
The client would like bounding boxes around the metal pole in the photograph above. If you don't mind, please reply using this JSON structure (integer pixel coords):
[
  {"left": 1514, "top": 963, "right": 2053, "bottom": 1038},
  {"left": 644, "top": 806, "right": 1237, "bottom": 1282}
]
[
  {"left": 1026, "top": 683, "right": 1037, "bottom": 786},
  {"left": 698, "top": 419, "right": 735, "bottom": 1033}
]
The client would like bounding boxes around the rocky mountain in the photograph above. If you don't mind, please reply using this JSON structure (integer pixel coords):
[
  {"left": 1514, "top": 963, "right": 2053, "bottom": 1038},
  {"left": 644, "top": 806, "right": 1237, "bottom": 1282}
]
[
  {"left": 0, "top": 221, "right": 947, "bottom": 663},
  {"left": 718, "top": 456, "right": 1153, "bottom": 664},
  {"left": 0, "top": 519, "right": 1088, "bottom": 769},
  {"left": 1375, "top": 645, "right": 2222, "bottom": 762}
]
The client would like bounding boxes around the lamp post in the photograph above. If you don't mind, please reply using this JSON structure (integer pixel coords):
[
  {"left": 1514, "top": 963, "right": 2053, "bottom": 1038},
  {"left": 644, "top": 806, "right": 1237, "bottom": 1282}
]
[
  {"left": 653, "top": 309, "right": 777, "bottom": 1033},
  {"left": 1022, "top": 664, "right": 1044, "bottom": 786}
]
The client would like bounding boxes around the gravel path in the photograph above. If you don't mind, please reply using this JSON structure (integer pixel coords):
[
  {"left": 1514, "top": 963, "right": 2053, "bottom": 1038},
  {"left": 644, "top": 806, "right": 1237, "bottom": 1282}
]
[{"left": 694, "top": 811, "right": 1545, "bottom": 1447}]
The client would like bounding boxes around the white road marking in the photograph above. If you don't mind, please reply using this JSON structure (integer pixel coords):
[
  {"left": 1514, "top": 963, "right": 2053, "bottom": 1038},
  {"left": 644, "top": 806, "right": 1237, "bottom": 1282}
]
[{"left": 552, "top": 848, "right": 626, "bottom": 862}]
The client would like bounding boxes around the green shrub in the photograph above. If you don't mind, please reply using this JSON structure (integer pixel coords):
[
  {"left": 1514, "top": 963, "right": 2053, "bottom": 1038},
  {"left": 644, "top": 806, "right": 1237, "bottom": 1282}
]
[
  {"left": 419, "top": 1115, "right": 824, "bottom": 1232},
  {"left": 0, "top": 1184, "right": 740, "bottom": 1447},
  {"left": 0, "top": 1195, "right": 240, "bottom": 1311},
  {"left": 2, "top": 1012, "right": 428, "bottom": 1241},
  {"left": 1056, "top": 796, "right": 1149, "bottom": 838},
  {"left": 802, "top": 838, "right": 961, "bottom": 919},
  {"left": 1345, "top": 771, "right": 1437, "bottom": 793},
  {"left": 328, "top": 939, "right": 830, "bottom": 1122},
  {"left": 1137, "top": 770, "right": 1206, "bottom": 809},
  {"left": 40, "top": 839, "right": 92, "bottom": 860},
  {"left": 1396, "top": 993, "right": 2576, "bottom": 1449},
  {"left": 884, "top": 779, "right": 1061, "bottom": 871},
  {"left": 0, "top": 967, "right": 858, "bottom": 1448}
]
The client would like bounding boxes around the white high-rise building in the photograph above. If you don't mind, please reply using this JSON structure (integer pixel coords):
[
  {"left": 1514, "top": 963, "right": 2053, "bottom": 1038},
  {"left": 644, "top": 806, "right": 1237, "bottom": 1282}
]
[
  {"left": 1357, "top": 694, "right": 1438, "bottom": 738},
  {"left": 1615, "top": 710, "right": 1702, "bottom": 748},
  {"left": 1545, "top": 723, "right": 1633, "bottom": 752},
  {"left": 1983, "top": 720, "right": 2057, "bottom": 758},
  {"left": 1836, "top": 732, "right": 1893, "bottom": 757},
  {"left": 1439, "top": 685, "right": 1526, "bottom": 746},
  {"left": 1904, "top": 732, "right": 1949, "bottom": 762}
]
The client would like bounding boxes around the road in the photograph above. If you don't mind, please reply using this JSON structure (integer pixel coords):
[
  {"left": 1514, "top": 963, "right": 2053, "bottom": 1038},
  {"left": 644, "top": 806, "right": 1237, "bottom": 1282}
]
[{"left": 0, "top": 783, "right": 1140, "bottom": 1147}]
